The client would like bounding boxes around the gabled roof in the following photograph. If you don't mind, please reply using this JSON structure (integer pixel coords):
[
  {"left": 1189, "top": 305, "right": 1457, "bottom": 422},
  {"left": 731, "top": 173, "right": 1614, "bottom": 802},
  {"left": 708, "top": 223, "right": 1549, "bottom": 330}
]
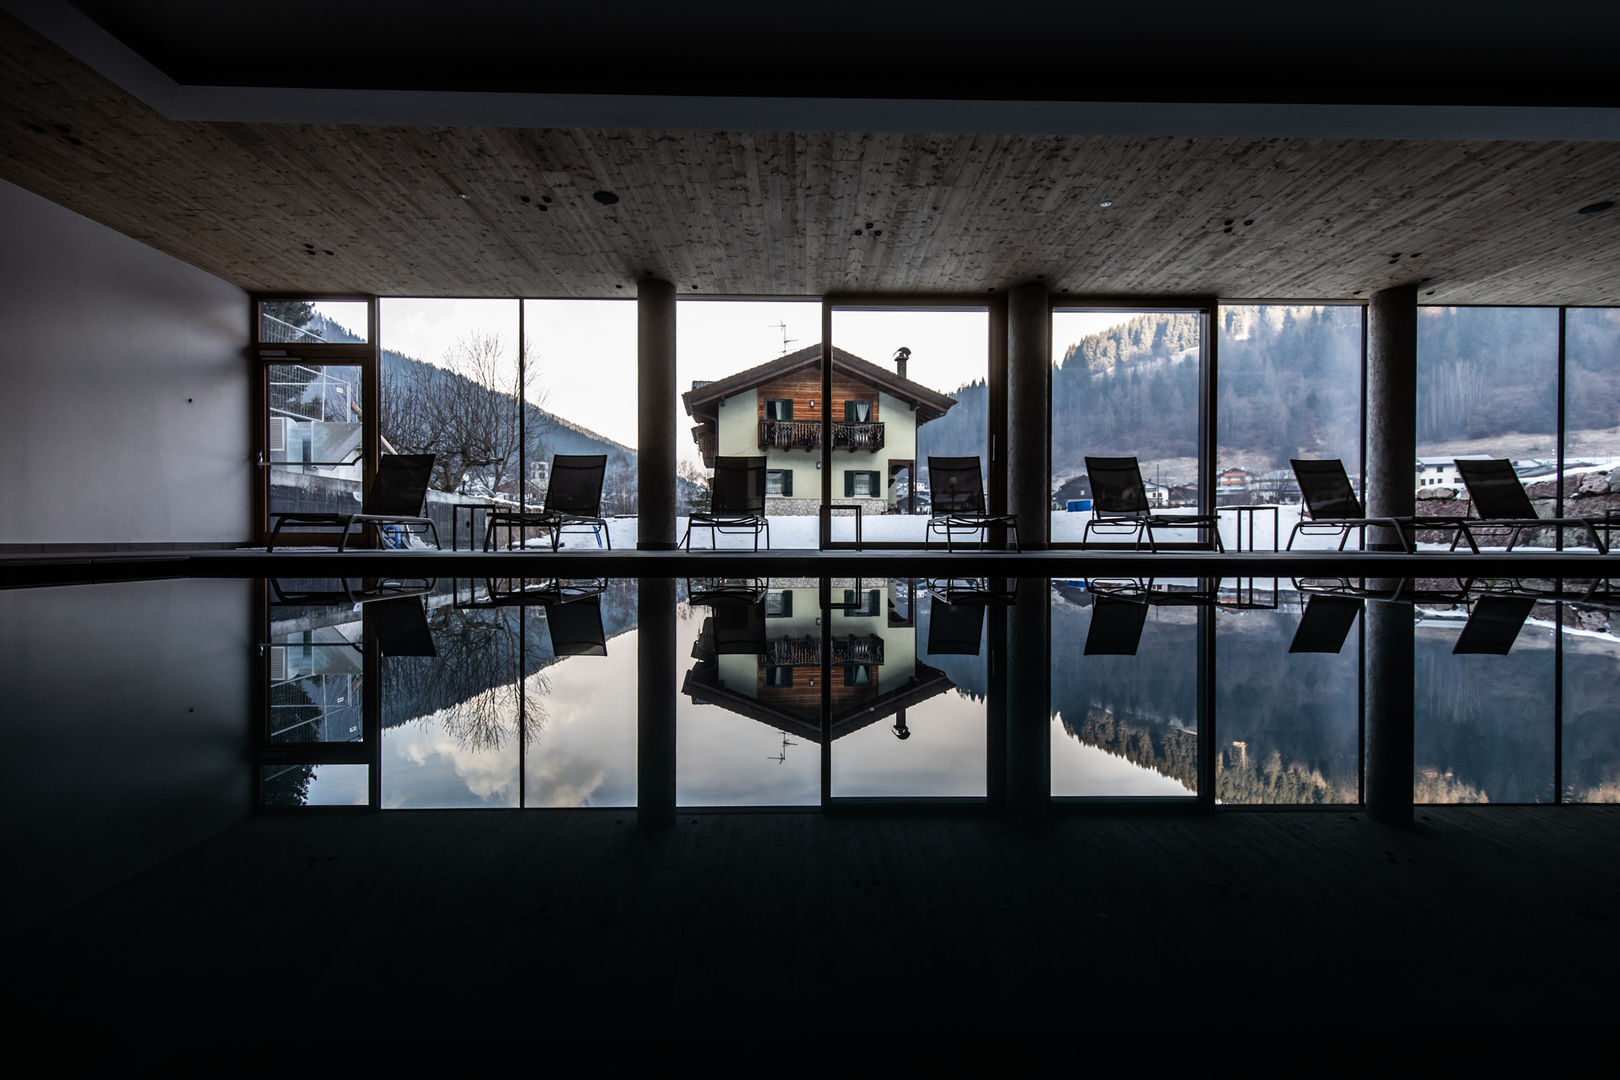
[{"left": 682, "top": 343, "right": 958, "bottom": 426}]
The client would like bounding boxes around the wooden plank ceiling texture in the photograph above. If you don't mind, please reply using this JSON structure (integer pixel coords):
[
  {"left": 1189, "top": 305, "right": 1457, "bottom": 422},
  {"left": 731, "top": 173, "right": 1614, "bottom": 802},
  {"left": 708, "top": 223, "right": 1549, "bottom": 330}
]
[{"left": 2, "top": 14, "right": 1617, "bottom": 304}]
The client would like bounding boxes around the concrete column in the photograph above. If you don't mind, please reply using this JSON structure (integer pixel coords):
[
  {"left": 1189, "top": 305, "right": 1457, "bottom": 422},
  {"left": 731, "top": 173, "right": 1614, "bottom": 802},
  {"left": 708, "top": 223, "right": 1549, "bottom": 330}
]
[
  {"left": 1007, "top": 281, "right": 1050, "bottom": 549},
  {"left": 637, "top": 279, "right": 677, "bottom": 550},
  {"left": 637, "top": 577, "right": 677, "bottom": 829},
  {"left": 1005, "top": 578, "right": 1050, "bottom": 821},
  {"left": 1363, "top": 591, "right": 1414, "bottom": 826},
  {"left": 1366, "top": 284, "right": 1417, "bottom": 550}
]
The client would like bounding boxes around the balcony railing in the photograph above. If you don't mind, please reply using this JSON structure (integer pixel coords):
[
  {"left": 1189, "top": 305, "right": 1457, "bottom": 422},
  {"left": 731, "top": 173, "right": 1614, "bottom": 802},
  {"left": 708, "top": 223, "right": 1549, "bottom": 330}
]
[
  {"left": 764, "top": 634, "right": 885, "bottom": 667},
  {"left": 758, "top": 420, "right": 885, "bottom": 452}
]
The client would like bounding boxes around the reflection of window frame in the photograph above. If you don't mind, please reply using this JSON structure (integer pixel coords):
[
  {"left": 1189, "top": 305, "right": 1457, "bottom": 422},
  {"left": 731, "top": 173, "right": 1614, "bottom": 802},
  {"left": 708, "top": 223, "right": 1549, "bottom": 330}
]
[
  {"left": 765, "top": 590, "right": 793, "bottom": 617},
  {"left": 764, "top": 665, "right": 794, "bottom": 688},
  {"left": 764, "top": 398, "right": 792, "bottom": 420},
  {"left": 766, "top": 469, "right": 793, "bottom": 496},
  {"left": 843, "top": 663, "right": 874, "bottom": 687},
  {"left": 842, "top": 588, "right": 880, "bottom": 617},
  {"left": 844, "top": 399, "right": 873, "bottom": 422}
]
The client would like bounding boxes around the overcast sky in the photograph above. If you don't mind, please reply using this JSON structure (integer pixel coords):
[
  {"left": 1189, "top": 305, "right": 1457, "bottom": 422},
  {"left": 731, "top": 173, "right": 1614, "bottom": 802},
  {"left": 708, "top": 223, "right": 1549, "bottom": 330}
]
[{"left": 333, "top": 299, "right": 1134, "bottom": 467}]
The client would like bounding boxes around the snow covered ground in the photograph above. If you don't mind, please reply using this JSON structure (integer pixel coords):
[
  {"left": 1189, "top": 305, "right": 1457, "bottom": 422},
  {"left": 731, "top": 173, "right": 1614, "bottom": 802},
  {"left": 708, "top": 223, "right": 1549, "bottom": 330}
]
[{"left": 542, "top": 503, "right": 1404, "bottom": 551}]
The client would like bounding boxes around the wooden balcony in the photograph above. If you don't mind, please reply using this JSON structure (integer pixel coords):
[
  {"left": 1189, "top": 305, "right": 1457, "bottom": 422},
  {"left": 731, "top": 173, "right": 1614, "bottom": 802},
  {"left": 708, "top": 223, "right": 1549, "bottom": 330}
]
[
  {"left": 764, "top": 634, "right": 885, "bottom": 667},
  {"left": 758, "top": 419, "right": 885, "bottom": 452}
]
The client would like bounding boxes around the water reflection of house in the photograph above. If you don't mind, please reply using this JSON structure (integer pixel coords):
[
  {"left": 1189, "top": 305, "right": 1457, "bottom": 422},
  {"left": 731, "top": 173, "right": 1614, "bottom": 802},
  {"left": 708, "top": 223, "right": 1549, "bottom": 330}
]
[
  {"left": 681, "top": 583, "right": 955, "bottom": 742},
  {"left": 682, "top": 344, "right": 956, "bottom": 515}
]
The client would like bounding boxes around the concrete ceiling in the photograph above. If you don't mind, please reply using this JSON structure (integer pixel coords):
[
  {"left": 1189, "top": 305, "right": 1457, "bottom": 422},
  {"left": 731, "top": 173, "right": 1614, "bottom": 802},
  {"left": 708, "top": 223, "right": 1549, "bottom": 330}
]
[{"left": 2, "top": 2, "right": 1618, "bottom": 304}]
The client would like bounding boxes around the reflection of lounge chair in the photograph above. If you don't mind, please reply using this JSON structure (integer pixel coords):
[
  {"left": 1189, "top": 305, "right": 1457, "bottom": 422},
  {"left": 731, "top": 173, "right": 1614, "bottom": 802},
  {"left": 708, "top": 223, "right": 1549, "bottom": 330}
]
[
  {"left": 1288, "top": 595, "right": 1362, "bottom": 654},
  {"left": 1287, "top": 458, "right": 1462, "bottom": 554},
  {"left": 1453, "top": 458, "right": 1610, "bottom": 554},
  {"left": 925, "top": 597, "right": 986, "bottom": 655},
  {"left": 1452, "top": 594, "right": 1536, "bottom": 655},
  {"left": 1084, "top": 595, "right": 1151, "bottom": 655},
  {"left": 543, "top": 594, "right": 608, "bottom": 656},
  {"left": 268, "top": 453, "right": 441, "bottom": 552},
  {"left": 925, "top": 457, "right": 1020, "bottom": 551},
  {"left": 1082, "top": 456, "right": 1222, "bottom": 552},
  {"left": 363, "top": 597, "right": 438, "bottom": 657},
  {"left": 709, "top": 599, "right": 767, "bottom": 655},
  {"left": 485, "top": 454, "right": 610, "bottom": 551},
  {"left": 683, "top": 456, "right": 770, "bottom": 551}
]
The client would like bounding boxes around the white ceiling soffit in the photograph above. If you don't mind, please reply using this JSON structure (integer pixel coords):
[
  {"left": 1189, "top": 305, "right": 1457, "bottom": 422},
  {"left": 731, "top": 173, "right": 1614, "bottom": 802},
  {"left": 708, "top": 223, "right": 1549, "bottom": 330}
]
[{"left": 9, "top": 0, "right": 1620, "bottom": 141}]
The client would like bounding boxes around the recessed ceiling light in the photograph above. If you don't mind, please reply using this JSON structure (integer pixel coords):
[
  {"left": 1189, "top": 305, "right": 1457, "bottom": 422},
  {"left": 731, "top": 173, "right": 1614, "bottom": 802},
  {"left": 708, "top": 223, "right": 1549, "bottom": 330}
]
[
  {"left": 1099, "top": 200, "right": 1113, "bottom": 208},
  {"left": 593, "top": 190, "right": 620, "bottom": 205},
  {"left": 457, "top": 192, "right": 470, "bottom": 200},
  {"left": 1578, "top": 200, "right": 1614, "bottom": 215}
]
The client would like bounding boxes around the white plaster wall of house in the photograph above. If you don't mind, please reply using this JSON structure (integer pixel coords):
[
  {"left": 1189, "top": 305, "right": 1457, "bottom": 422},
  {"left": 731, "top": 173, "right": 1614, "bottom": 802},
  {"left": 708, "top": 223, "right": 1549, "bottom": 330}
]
[{"left": 0, "top": 181, "right": 251, "bottom": 545}]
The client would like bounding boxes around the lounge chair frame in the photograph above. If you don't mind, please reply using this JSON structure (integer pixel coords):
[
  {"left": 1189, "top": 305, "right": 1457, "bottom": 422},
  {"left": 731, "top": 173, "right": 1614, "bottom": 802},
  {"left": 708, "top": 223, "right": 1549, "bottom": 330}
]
[
  {"left": 1285, "top": 458, "right": 1465, "bottom": 554},
  {"left": 485, "top": 454, "right": 612, "bottom": 552},
  {"left": 682, "top": 456, "right": 771, "bottom": 551},
  {"left": 1451, "top": 457, "right": 1610, "bottom": 554},
  {"left": 268, "top": 453, "right": 441, "bottom": 552},
  {"left": 1081, "top": 456, "right": 1224, "bottom": 552},
  {"left": 924, "top": 456, "right": 1020, "bottom": 551}
]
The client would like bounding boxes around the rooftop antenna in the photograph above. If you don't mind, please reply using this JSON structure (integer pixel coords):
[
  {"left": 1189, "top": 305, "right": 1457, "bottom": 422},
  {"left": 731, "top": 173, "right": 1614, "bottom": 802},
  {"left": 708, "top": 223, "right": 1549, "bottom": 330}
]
[
  {"left": 768, "top": 730, "right": 798, "bottom": 764},
  {"left": 772, "top": 321, "right": 795, "bottom": 356}
]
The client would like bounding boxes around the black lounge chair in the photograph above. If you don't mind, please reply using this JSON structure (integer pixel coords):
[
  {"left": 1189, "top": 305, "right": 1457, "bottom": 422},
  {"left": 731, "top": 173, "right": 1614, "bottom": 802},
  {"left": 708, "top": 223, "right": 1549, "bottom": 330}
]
[
  {"left": 1286, "top": 458, "right": 1459, "bottom": 554},
  {"left": 1452, "top": 458, "right": 1610, "bottom": 554},
  {"left": 485, "top": 454, "right": 611, "bottom": 552},
  {"left": 924, "top": 456, "right": 1020, "bottom": 551},
  {"left": 1082, "top": 456, "right": 1223, "bottom": 552},
  {"left": 363, "top": 596, "right": 439, "bottom": 658},
  {"left": 268, "top": 453, "right": 441, "bottom": 552},
  {"left": 682, "top": 456, "right": 770, "bottom": 551}
]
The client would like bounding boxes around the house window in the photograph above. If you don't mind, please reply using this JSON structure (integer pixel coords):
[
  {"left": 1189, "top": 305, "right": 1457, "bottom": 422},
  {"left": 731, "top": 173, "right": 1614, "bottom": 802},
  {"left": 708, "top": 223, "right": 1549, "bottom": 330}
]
[
  {"left": 765, "top": 590, "right": 793, "bottom": 617},
  {"left": 842, "top": 589, "right": 880, "bottom": 617},
  {"left": 845, "top": 470, "right": 879, "bottom": 497},
  {"left": 764, "top": 398, "right": 792, "bottom": 420},
  {"left": 766, "top": 469, "right": 793, "bottom": 496},
  {"left": 764, "top": 666, "right": 794, "bottom": 688},
  {"left": 845, "top": 399, "right": 872, "bottom": 422},
  {"left": 844, "top": 663, "right": 874, "bottom": 687}
]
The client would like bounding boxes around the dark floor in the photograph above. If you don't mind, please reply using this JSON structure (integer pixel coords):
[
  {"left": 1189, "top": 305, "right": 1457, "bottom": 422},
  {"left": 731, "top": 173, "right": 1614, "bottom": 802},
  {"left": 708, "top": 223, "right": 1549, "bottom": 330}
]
[{"left": 9, "top": 805, "right": 1620, "bottom": 1051}]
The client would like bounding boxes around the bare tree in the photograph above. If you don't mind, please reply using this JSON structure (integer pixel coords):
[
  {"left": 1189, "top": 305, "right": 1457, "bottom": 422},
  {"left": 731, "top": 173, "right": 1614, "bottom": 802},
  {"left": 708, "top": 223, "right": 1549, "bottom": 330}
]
[{"left": 380, "top": 332, "right": 545, "bottom": 499}]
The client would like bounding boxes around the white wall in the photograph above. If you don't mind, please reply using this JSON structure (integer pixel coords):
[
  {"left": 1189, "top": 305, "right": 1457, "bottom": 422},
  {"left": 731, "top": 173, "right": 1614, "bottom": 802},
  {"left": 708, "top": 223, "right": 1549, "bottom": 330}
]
[{"left": 0, "top": 181, "right": 251, "bottom": 544}]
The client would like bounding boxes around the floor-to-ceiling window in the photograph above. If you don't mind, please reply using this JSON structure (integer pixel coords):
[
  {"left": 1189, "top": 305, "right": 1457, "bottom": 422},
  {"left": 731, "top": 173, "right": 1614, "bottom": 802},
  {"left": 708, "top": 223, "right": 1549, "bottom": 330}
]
[
  {"left": 1416, "top": 307, "right": 1559, "bottom": 549},
  {"left": 829, "top": 303, "right": 990, "bottom": 547},
  {"left": 1050, "top": 307, "right": 1208, "bottom": 546},
  {"left": 675, "top": 299, "right": 822, "bottom": 548},
  {"left": 1215, "top": 304, "right": 1364, "bottom": 550}
]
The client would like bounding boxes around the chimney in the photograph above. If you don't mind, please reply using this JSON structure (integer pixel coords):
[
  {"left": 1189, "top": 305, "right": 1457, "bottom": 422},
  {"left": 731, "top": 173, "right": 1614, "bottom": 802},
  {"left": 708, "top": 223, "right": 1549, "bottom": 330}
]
[{"left": 893, "top": 346, "right": 910, "bottom": 381}]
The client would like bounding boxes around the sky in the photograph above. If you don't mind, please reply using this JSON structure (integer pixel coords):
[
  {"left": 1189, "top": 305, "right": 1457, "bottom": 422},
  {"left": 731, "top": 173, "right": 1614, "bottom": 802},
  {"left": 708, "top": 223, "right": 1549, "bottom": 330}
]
[{"left": 327, "top": 299, "right": 1136, "bottom": 468}]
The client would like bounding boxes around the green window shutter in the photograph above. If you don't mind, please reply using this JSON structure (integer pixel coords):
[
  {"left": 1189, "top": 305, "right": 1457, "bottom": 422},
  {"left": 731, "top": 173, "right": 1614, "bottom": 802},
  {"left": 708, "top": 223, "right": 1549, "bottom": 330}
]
[
  {"left": 844, "top": 470, "right": 854, "bottom": 497},
  {"left": 782, "top": 470, "right": 792, "bottom": 496}
]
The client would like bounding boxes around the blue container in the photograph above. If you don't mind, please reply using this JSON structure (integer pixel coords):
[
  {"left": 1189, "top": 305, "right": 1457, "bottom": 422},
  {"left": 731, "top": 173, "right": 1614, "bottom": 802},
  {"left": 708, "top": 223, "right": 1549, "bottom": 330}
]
[{"left": 1066, "top": 499, "right": 1092, "bottom": 512}]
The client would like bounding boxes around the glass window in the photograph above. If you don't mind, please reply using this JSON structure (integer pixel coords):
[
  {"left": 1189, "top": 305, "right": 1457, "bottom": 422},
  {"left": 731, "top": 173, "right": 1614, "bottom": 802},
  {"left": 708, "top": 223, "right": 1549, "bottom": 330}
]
[
  {"left": 766, "top": 469, "right": 792, "bottom": 496},
  {"left": 830, "top": 307, "right": 988, "bottom": 545},
  {"left": 677, "top": 300, "right": 822, "bottom": 548},
  {"left": 1416, "top": 307, "right": 1558, "bottom": 549},
  {"left": 259, "top": 299, "right": 369, "bottom": 344},
  {"left": 1051, "top": 310, "right": 1206, "bottom": 546},
  {"left": 379, "top": 299, "right": 520, "bottom": 546},
  {"left": 846, "top": 470, "right": 878, "bottom": 498},
  {"left": 1216, "top": 305, "right": 1363, "bottom": 551},
  {"left": 523, "top": 300, "right": 639, "bottom": 542}
]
